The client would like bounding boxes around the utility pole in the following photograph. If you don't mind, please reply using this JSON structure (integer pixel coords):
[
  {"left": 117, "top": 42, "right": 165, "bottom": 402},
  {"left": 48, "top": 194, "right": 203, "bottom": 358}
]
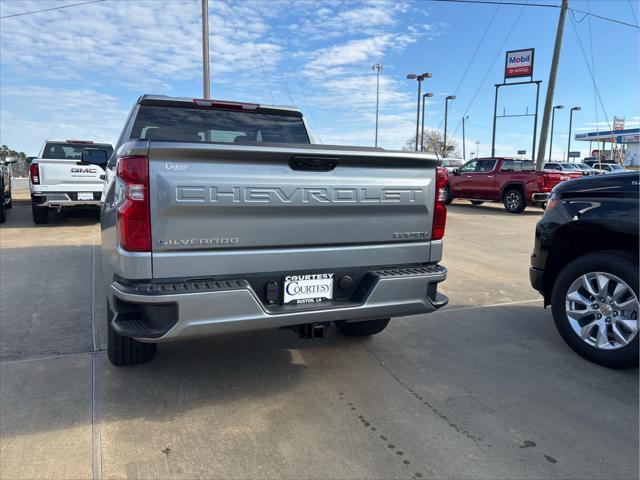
[
  {"left": 372, "top": 64, "right": 383, "bottom": 147},
  {"left": 462, "top": 115, "right": 468, "bottom": 160},
  {"left": 536, "top": 0, "right": 569, "bottom": 170},
  {"left": 201, "top": 0, "right": 211, "bottom": 99}
]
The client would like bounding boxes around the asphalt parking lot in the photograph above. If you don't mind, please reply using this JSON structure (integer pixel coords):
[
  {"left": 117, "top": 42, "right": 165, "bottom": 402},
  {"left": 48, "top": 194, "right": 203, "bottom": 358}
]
[{"left": 1, "top": 189, "right": 638, "bottom": 480}]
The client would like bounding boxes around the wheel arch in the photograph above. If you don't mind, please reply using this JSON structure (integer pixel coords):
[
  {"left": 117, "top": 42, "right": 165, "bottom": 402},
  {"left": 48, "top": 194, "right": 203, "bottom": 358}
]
[
  {"left": 500, "top": 182, "right": 525, "bottom": 199},
  {"left": 542, "top": 222, "right": 639, "bottom": 304}
]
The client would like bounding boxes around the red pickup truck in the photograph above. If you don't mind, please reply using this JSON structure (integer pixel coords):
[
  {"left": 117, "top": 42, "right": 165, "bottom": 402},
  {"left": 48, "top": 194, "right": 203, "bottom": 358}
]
[{"left": 442, "top": 157, "right": 582, "bottom": 213}]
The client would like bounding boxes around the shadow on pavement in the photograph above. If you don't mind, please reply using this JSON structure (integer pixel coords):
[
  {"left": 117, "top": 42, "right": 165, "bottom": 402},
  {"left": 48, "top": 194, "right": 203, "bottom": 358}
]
[{"left": 448, "top": 202, "right": 543, "bottom": 217}]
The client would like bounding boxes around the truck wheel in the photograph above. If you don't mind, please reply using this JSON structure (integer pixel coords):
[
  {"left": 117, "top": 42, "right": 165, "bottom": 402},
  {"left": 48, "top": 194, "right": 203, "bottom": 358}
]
[
  {"left": 6, "top": 193, "right": 12, "bottom": 209},
  {"left": 0, "top": 197, "right": 5, "bottom": 223},
  {"left": 107, "top": 305, "right": 157, "bottom": 366},
  {"left": 442, "top": 185, "right": 453, "bottom": 205},
  {"left": 32, "top": 205, "right": 49, "bottom": 224},
  {"left": 334, "top": 318, "right": 390, "bottom": 337},
  {"left": 551, "top": 252, "right": 639, "bottom": 369},
  {"left": 503, "top": 189, "right": 525, "bottom": 213},
  {"left": 470, "top": 200, "right": 484, "bottom": 206}
]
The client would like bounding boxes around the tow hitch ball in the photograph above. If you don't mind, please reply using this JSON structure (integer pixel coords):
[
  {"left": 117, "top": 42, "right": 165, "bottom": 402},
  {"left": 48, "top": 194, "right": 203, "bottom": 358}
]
[{"left": 295, "top": 323, "right": 328, "bottom": 339}]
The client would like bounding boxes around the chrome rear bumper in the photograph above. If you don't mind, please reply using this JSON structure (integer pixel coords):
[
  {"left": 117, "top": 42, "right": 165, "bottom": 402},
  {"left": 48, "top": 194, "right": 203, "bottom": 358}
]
[
  {"left": 531, "top": 192, "right": 550, "bottom": 202},
  {"left": 109, "top": 266, "right": 448, "bottom": 343}
]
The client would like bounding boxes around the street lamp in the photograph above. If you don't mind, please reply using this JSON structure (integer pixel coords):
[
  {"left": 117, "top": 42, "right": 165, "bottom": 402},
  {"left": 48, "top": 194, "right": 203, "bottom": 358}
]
[
  {"left": 566, "top": 106, "right": 581, "bottom": 161},
  {"left": 372, "top": 63, "right": 383, "bottom": 147},
  {"left": 475, "top": 141, "right": 480, "bottom": 158},
  {"left": 407, "top": 72, "right": 432, "bottom": 151},
  {"left": 462, "top": 115, "right": 469, "bottom": 160},
  {"left": 443, "top": 95, "right": 456, "bottom": 157},
  {"left": 549, "top": 105, "right": 564, "bottom": 161},
  {"left": 421, "top": 92, "right": 434, "bottom": 151}
]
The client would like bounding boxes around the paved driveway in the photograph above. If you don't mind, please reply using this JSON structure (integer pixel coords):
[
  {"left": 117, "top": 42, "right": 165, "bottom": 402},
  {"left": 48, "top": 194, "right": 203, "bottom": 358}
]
[{"left": 1, "top": 192, "right": 637, "bottom": 479}]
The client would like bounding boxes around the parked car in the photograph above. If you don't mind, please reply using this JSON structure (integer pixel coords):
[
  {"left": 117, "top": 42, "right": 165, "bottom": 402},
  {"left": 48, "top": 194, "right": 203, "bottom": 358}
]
[
  {"left": 443, "top": 157, "right": 581, "bottom": 213},
  {"left": 530, "top": 172, "right": 639, "bottom": 368},
  {"left": 0, "top": 155, "right": 17, "bottom": 223},
  {"left": 440, "top": 157, "right": 463, "bottom": 173},
  {"left": 29, "top": 140, "right": 113, "bottom": 223},
  {"left": 544, "top": 162, "right": 592, "bottom": 176},
  {"left": 591, "top": 163, "right": 626, "bottom": 175},
  {"left": 101, "top": 95, "right": 449, "bottom": 366},
  {"left": 574, "top": 162, "right": 599, "bottom": 175}
]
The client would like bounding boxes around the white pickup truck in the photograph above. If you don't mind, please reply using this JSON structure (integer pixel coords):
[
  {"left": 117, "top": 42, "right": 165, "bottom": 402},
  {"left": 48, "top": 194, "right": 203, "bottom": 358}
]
[{"left": 29, "top": 140, "right": 113, "bottom": 223}]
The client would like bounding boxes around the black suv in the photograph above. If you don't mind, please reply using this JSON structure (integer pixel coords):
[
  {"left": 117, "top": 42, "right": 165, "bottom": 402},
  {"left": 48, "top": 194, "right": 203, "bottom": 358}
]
[{"left": 530, "top": 172, "right": 639, "bottom": 368}]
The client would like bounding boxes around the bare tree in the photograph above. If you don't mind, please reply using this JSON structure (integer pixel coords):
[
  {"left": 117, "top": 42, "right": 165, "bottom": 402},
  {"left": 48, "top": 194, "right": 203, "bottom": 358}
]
[{"left": 402, "top": 129, "right": 460, "bottom": 157}]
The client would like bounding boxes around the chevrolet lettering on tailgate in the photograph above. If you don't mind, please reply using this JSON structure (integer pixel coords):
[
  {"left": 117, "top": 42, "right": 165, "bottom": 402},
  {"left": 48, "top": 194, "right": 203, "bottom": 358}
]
[{"left": 175, "top": 186, "right": 425, "bottom": 204}]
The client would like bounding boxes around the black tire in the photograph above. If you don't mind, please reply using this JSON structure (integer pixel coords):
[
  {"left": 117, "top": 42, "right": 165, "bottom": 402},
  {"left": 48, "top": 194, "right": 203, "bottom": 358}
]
[
  {"left": 32, "top": 205, "right": 49, "bottom": 224},
  {"left": 107, "top": 305, "right": 157, "bottom": 366},
  {"left": 6, "top": 193, "right": 12, "bottom": 209},
  {"left": 442, "top": 184, "right": 453, "bottom": 205},
  {"left": 0, "top": 196, "right": 5, "bottom": 223},
  {"left": 470, "top": 200, "right": 484, "bottom": 206},
  {"left": 550, "top": 252, "right": 639, "bottom": 369},
  {"left": 334, "top": 318, "right": 390, "bottom": 337},
  {"left": 502, "top": 188, "right": 526, "bottom": 213}
]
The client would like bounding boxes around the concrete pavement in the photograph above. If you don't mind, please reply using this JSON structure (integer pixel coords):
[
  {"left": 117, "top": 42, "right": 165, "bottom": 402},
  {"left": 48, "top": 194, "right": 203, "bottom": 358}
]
[{"left": 1, "top": 192, "right": 637, "bottom": 479}]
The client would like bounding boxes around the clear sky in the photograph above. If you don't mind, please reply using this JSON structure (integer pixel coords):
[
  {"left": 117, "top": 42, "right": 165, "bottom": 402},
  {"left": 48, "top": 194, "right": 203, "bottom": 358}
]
[{"left": 1, "top": 0, "right": 638, "bottom": 160}]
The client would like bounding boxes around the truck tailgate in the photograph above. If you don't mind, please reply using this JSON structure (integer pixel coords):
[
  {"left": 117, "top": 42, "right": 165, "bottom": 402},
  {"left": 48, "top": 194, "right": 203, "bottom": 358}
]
[
  {"left": 37, "top": 159, "right": 104, "bottom": 191},
  {"left": 149, "top": 143, "right": 437, "bottom": 278}
]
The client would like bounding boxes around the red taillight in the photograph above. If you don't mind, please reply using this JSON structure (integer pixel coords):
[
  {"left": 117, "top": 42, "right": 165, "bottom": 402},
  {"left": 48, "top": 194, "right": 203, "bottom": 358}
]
[
  {"left": 30, "top": 163, "right": 40, "bottom": 184},
  {"left": 432, "top": 166, "right": 448, "bottom": 240},
  {"left": 117, "top": 155, "right": 151, "bottom": 252}
]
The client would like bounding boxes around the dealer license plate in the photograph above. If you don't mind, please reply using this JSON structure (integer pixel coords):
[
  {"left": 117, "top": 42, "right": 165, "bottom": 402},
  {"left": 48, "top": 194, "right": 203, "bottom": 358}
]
[
  {"left": 77, "top": 192, "right": 94, "bottom": 201},
  {"left": 283, "top": 273, "right": 334, "bottom": 305}
]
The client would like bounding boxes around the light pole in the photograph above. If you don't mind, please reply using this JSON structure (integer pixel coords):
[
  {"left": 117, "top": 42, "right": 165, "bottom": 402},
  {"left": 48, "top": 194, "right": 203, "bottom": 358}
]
[
  {"left": 549, "top": 105, "right": 564, "bottom": 161},
  {"left": 421, "top": 92, "right": 433, "bottom": 151},
  {"left": 407, "top": 73, "right": 432, "bottom": 151},
  {"left": 462, "top": 115, "right": 469, "bottom": 160},
  {"left": 372, "top": 64, "right": 383, "bottom": 147},
  {"left": 566, "top": 106, "right": 581, "bottom": 161},
  {"left": 475, "top": 141, "right": 480, "bottom": 158},
  {"left": 201, "top": 0, "right": 210, "bottom": 99},
  {"left": 443, "top": 95, "right": 456, "bottom": 157}
]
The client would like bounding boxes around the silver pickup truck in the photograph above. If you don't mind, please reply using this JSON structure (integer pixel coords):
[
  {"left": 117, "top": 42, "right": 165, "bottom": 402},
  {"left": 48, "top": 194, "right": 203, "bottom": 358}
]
[{"left": 101, "top": 95, "right": 449, "bottom": 366}]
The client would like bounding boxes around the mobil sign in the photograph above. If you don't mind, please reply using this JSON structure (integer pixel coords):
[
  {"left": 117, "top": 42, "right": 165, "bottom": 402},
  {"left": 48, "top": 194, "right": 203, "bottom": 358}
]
[{"left": 505, "top": 48, "right": 534, "bottom": 78}]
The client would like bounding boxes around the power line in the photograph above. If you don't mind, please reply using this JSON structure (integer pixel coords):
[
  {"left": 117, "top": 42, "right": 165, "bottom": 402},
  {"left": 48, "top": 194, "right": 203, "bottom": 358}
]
[
  {"left": 0, "top": 0, "right": 106, "bottom": 19},
  {"left": 571, "top": 7, "right": 639, "bottom": 29},
  {"left": 424, "top": 0, "right": 558, "bottom": 8},
  {"left": 423, "top": 0, "right": 639, "bottom": 29},
  {"left": 569, "top": 10, "right": 616, "bottom": 143},
  {"left": 435, "top": 2, "right": 501, "bottom": 132},
  {"left": 628, "top": 0, "right": 638, "bottom": 26},
  {"left": 587, "top": 0, "right": 599, "bottom": 143},
  {"left": 448, "top": 3, "right": 527, "bottom": 142}
]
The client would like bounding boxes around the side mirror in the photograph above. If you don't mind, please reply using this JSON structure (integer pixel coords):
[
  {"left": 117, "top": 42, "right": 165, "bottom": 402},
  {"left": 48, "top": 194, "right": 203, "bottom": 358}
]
[
  {"left": 81, "top": 148, "right": 108, "bottom": 166},
  {"left": 452, "top": 168, "right": 460, "bottom": 176},
  {"left": 3, "top": 156, "right": 17, "bottom": 164},
  {"left": 26, "top": 156, "right": 36, "bottom": 165}
]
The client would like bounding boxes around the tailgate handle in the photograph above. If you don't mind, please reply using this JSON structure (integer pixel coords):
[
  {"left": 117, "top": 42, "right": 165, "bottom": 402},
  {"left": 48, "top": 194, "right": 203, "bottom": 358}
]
[{"left": 289, "top": 156, "right": 337, "bottom": 172}]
